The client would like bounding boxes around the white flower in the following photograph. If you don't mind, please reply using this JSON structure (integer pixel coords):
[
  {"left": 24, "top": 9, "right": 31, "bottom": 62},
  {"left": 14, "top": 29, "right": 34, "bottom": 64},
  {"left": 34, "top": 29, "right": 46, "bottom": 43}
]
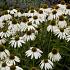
[
  {"left": 48, "top": 48, "right": 61, "bottom": 62},
  {"left": 26, "top": 22, "right": 38, "bottom": 34},
  {"left": 6, "top": 54, "right": 20, "bottom": 66},
  {"left": 3, "top": 14, "right": 12, "bottom": 21},
  {"left": 9, "top": 36, "right": 25, "bottom": 48},
  {"left": 65, "top": 4, "right": 70, "bottom": 15},
  {"left": 48, "top": 10, "right": 63, "bottom": 20},
  {"left": 23, "top": 31, "right": 36, "bottom": 41},
  {"left": 40, "top": 59, "right": 53, "bottom": 70},
  {"left": 0, "top": 45, "right": 10, "bottom": 60},
  {"left": 25, "top": 47, "right": 43, "bottom": 59},
  {"left": 27, "top": 25, "right": 35, "bottom": 31},
  {"left": 29, "top": 16, "right": 40, "bottom": 28},
  {"left": 40, "top": 7, "right": 52, "bottom": 15},
  {"left": 20, "top": 22, "right": 28, "bottom": 31},
  {"left": 0, "top": 37, "right": 6, "bottom": 45},
  {"left": 47, "top": 20, "right": 58, "bottom": 32},
  {"left": 27, "top": 22, "right": 36, "bottom": 31},
  {"left": 65, "top": 9, "right": 70, "bottom": 15},
  {"left": 38, "top": 14, "right": 46, "bottom": 23},
  {"left": 47, "top": 25, "right": 58, "bottom": 32},
  {"left": 28, "top": 10, "right": 38, "bottom": 17},
  {"left": 0, "top": 30, "right": 11, "bottom": 38},
  {"left": 38, "top": 10, "right": 46, "bottom": 22},
  {"left": 9, "top": 65, "right": 23, "bottom": 70},
  {"left": 8, "top": 20, "right": 20, "bottom": 34},
  {"left": 0, "top": 64, "right": 23, "bottom": 70},
  {"left": 0, "top": 62, "right": 10, "bottom": 70},
  {"left": 10, "top": 9, "right": 17, "bottom": 15},
  {"left": 57, "top": 4, "right": 66, "bottom": 12},
  {"left": 14, "top": 12, "right": 22, "bottom": 17},
  {"left": 58, "top": 20, "right": 67, "bottom": 28},
  {"left": 23, "top": 12, "right": 29, "bottom": 17},
  {"left": 48, "top": 14, "right": 56, "bottom": 20},
  {"left": 53, "top": 27, "right": 70, "bottom": 39}
]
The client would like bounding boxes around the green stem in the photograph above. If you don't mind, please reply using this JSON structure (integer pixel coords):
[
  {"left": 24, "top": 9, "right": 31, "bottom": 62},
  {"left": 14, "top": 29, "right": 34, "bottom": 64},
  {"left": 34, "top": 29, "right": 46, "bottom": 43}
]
[
  {"left": 33, "top": 58, "right": 34, "bottom": 67},
  {"left": 48, "top": 30, "right": 52, "bottom": 54}
]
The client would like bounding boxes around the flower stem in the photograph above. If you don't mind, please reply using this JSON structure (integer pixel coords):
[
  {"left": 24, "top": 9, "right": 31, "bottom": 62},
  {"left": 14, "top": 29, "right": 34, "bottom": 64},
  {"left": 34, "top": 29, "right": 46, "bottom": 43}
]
[{"left": 33, "top": 58, "right": 34, "bottom": 67}]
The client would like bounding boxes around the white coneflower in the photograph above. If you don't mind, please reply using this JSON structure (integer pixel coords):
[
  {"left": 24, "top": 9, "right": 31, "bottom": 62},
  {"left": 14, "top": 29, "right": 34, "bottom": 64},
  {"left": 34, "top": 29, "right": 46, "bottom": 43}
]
[
  {"left": 18, "top": 12, "right": 22, "bottom": 17},
  {"left": 8, "top": 18, "right": 20, "bottom": 33},
  {"left": 48, "top": 9, "right": 63, "bottom": 20},
  {"left": 57, "top": 1, "right": 66, "bottom": 12},
  {"left": 58, "top": 15, "right": 67, "bottom": 28},
  {"left": 40, "top": 59, "right": 53, "bottom": 70},
  {"left": 47, "top": 20, "right": 58, "bottom": 32},
  {"left": 14, "top": 12, "right": 22, "bottom": 17},
  {"left": 0, "top": 62, "right": 10, "bottom": 70},
  {"left": 49, "top": 10, "right": 57, "bottom": 20},
  {"left": 9, "top": 65, "right": 23, "bottom": 70},
  {"left": 29, "top": 16, "right": 40, "bottom": 28},
  {"left": 28, "top": 9, "right": 38, "bottom": 17},
  {"left": 0, "top": 28, "right": 11, "bottom": 38},
  {"left": 0, "top": 10, "right": 12, "bottom": 21},
  {"left": 48, "top": 48, "right": 61, "bottom": 62},
  {"left": 9, "top": 9, "right": 17, "bottom": 16},
  {"left": 6, "top": 54, "right": 20, "bottom": 66},
  {"left": 25, "top": 47, "right": 43, "bottom": 59},
  {"left": 27, "top": 23, "right": 38, "bottom": 34},
  {"left": 0, "top": 45, "right": 10, "bottom": 60},
  {"left": 53, "top": 27, "right": 70, "bottom": 39},
  {"left": 40, "top": 4, "right": 52, "bottom": 14},
  {"left": 20, "top": 17, "right": 28, "bottom": 31},
  {"left": 23, "top": 11, "right": 29, "bottom": 17},
  {"left": 9, "top": 35, "right": 25, "bottom": 48},
  {"left": 65, "top": 4, "right": 70, "bottom": 15},
  {"left": 0, "top": 37, "right": 6, "bottom": 45},
  {"left": 20, "top": 22, "right": 28, "bottom": 32},
  {"left": 3, "top": 14, "right": 12, "bottom": 21},
  {"left": 23, "top": 30, "right": 36, "bottom": 41},
  {"left": 38, "top": 10, "right": 46, "bottom": 23},
  {"left": 27, "top": 22, "right": 37, "bottom": 31}
]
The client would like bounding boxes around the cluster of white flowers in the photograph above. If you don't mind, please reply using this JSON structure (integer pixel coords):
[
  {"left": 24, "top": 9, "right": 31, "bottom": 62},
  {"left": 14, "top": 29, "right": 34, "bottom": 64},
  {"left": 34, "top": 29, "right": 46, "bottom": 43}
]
[
  {"left": 0, "top": 45, "right": 23, "bottom": 70},
  {"left": 0, "top": 9, "right": 40, "bottom": 48},
  {"left": 0, "top": 0, "right": 69, "bottom": 70},
  {"left": 0, "top": 2, "right": 69, "bottom": 49},
  {"left": 47, "top": 3, "right": 70, "bottom": 41},
  {"left": 25, "top": 47, "right": 61, "bottom": 70}
]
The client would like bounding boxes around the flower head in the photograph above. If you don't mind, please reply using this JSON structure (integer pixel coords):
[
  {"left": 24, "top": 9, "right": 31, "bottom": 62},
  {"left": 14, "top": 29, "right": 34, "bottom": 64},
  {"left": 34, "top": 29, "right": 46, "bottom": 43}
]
[
  {"left": 9, "top": 35, "right": 25, "bottom": 48},
  {"left": 48, "top": 48, "right": 61, "bottom": 62},
  {"left": 6, "top": 54, "right": 20, "bottom": 66},
  {"left": 38, "top": 10, "right": 43, "bottom": 14},
  {"left": 0, "top": 45, "right": 10, "bottom": 60},
  {"left": 52, "top": 10, "right": 57, "bottom": 15},
  {"left": 25, "top": 47, "right": 43, "bottom": 59},
  {"left": 40, "top": 59, "right": 53, "bottom": 70},
  {"left": 60, "top": 1, "right": 65, "bottom": 5},
  {"left": 59, "top": 15, "right": 64, "bottom": 21},
  {"left": 66, "top": 4, "right": 70, "bottom": 9}
]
